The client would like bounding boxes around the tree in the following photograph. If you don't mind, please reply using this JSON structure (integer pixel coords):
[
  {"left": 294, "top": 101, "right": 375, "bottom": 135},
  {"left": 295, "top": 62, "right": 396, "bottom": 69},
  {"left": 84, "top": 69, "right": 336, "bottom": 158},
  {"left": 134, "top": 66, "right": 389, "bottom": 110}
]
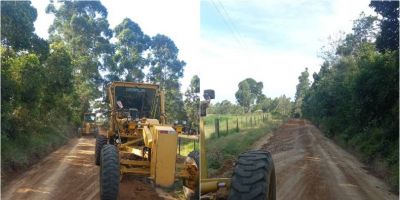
[
  {"left": 302, "top": 7, "right": 398, "bottom": 191},
  {"left": 184, "top": 75, "right": 200, "bottom": 129},
  {"left": 147, "top": 34, "right": 186, "bottom": 121},
  {"left": 336, "top": 13, "right": 378, "bottom": 56},
  {"left": 112, "top": 18, "right": 150, "bottom": 82},
  {"left": 1, "top": 1, "right": 49, "bottom": 60},
  {"left": 271, "top": 95, "right": 292, "bottom": 117},
  {"left": 369, "top": 1, "right": 399, "bottom": 52},
  {"left": 235, "top": 81, "right": 252, "bottom": 112},
  {"left": 207, "top": 100, "right": 244, "bottom": 115},
  {"left": 235, "top": 78, "right": 263, "bottom": 112},
  {"left": 46, "top": 1, "right": 114, "bottom": 114},
  {"left": 292, "top": 68, "right": 310, "bottom": 117}
]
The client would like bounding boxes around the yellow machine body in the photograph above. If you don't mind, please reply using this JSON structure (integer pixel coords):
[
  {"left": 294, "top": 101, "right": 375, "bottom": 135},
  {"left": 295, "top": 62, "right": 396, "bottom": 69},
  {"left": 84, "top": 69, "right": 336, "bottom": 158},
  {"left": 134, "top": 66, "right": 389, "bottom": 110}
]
[
  {"left": 81, "top": 113, "right": 97, "bottom": 135},
  {"left": 173, "top": 124, "right": 184, "bottom": 134},
  {"left": 104, "top": 82, "right": 198, "bottom": 189},
  {"left": 150, "top": 126, "right": 178, "bottom": 186}
]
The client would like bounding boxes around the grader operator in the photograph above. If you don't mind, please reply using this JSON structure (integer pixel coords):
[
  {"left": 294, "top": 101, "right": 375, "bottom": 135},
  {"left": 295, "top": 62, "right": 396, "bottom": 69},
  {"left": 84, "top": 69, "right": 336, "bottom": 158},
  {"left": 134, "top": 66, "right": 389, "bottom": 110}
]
[{"left": 95, "top": 82, "right": 198, "bottom": 200}]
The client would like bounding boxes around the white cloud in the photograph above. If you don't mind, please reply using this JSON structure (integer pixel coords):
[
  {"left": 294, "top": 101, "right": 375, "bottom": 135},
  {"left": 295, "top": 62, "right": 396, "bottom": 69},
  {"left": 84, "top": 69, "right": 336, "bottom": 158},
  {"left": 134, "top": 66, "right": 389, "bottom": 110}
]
[{"left": 200, "top": 0, "right": 374, "bottom": 103}]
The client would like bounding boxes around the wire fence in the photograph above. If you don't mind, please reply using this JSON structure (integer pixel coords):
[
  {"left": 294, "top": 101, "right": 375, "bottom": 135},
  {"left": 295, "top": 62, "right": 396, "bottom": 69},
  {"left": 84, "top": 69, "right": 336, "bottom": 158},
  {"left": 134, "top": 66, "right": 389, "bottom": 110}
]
[{"left": 205, "top": 113, "right": 271, "bottom": 138}]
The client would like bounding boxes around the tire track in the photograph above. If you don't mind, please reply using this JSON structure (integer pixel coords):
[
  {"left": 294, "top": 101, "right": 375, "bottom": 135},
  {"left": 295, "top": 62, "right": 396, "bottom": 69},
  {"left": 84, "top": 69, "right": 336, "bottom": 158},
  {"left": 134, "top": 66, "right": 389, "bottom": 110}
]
[{"left": 259, "top": 119, "right": 397, "bottom": 200}]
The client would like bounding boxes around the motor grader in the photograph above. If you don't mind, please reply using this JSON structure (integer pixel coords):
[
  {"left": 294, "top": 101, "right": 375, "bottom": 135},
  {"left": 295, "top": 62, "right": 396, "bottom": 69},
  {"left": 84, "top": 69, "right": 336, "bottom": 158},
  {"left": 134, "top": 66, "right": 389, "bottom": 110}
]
[
  {"left": 173, "top": 120, "right": 187, "bottom": 134},
  {"left": 77, "top": 113, "right": 99, "bottom": 137},
  {"left": 200, "top": 90, "right": 276, "bottom": 200},
  {"left": 95, "top": 82, "right": 199, "bottom": 200}
]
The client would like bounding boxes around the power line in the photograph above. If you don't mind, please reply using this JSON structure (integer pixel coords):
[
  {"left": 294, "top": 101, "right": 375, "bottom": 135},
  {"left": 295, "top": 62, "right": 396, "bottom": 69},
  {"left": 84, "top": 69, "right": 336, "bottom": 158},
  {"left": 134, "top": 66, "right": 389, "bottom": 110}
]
[
  {"left": 210, "top": 0, "right": 247, "bottom": 50},
  {"left": 216, "top": 0, "right": 248, "bottom": 49}
]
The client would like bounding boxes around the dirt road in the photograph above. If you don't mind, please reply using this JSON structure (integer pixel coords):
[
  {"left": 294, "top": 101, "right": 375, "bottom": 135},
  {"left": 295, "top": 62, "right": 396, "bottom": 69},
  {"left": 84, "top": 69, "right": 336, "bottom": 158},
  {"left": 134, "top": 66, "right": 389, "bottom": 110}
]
[
  {"left": 1, "top": 137, "right": 166, "bottom": 200},
  {"left": 258, "top": 119, "right": 397, "bottom": 200}
]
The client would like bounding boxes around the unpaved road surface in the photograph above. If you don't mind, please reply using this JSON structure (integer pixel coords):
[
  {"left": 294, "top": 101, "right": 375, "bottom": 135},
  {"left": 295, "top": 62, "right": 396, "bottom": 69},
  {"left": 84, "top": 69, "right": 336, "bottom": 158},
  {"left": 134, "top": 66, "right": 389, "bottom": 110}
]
[
  {"left": 1, "top": 137, "right": 167, "bottom": 200},
  {"left": 259, "top": 119, "right": 397, "bottom": 200}
]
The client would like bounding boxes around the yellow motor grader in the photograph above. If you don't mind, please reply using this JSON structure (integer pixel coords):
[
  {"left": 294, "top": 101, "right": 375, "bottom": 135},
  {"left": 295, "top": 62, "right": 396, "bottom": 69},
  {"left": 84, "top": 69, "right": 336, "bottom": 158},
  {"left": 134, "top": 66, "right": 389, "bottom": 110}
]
[
  {"left": 95, "top": 82, "right": 199, "bottom": 200},
  {"left": 173, "top": 120, "right": 187, "bottom": 134},
  {"left": 200, "top": 90, "right": 276, "bottom": 200},
  {"left": 77, "top": 113, "right": 99, "bottom": 137}
]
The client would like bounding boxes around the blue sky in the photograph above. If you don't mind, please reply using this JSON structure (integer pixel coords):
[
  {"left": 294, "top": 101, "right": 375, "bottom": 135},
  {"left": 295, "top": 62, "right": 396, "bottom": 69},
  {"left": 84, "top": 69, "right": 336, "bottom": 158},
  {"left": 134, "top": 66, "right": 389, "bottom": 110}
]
[
  {"left": 199, "top": 0, "right": 374, "bottom": 102},
  {"left": 31, "top": 0, "right": 374, "bottom": 103}
]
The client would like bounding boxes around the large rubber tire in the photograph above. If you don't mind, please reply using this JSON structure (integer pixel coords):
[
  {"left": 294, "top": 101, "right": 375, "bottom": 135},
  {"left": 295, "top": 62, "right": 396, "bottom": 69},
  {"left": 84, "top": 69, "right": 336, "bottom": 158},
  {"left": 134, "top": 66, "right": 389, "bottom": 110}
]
[
  {"left": 188, "top": 150, "right": 199, "bottom": 166},
  {"left": 183, "top": 151, "right": 199, "bottom": 200},
  {"left": 100, "top": 144, "right": 120, "bottom": 200},
  {"left": 228, "top": 150, "right": 276, "bottom": 200},
  {"left": 95, "top": 135, "right": 107, "bottom": 166}
]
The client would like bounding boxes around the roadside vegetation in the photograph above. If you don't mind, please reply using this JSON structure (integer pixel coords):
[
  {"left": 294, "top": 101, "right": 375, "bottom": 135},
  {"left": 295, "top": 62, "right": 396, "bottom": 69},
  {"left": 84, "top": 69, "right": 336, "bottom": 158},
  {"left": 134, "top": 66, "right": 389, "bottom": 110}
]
[
  {"left": 294, "top": 2, "right": 399, "bottom": 192},
  {"left": 1, "top": 1, "right": 196, "bottom": 178},
  {"left": 203, "top": 75, "right": 292, "bottom": 177},
  {"left": 204, "top": 113, "right": 282, "bottom": 177}
]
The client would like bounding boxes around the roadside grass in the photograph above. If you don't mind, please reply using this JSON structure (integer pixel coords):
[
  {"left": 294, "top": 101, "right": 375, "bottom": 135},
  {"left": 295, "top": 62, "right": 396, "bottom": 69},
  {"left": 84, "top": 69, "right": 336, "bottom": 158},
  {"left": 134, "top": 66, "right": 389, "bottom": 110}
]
[
  {"left": 204, "top": 114, "right": 281, "bottom": 177},
  {"left": 178, "top": 138, "right": 199, "bottom": 157},
  {"left": 1, "top": 122, "right": 75, "bottom": 185}
]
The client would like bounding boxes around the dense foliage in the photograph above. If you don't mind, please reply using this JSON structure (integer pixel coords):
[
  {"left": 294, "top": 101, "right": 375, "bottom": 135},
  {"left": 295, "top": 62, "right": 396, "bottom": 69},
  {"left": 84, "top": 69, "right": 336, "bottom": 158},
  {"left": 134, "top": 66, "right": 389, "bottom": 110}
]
[
  {"left": 292, "top": 68, "right": 310, "bottom": 117},
  {"left": 235, "top": 78, "right": 263, "bottom": 112},
  {"left": 211, "top": 78, "right": 292, "bottom": 117},
  {"left": 184, "top": 75, "right": 200, "bottom": 130},
  {"left": 1, "top": 1, "right": 188, "bottom": 170},
  {"left": 301, "top": 1, "right": 399, "bottom": 191}
]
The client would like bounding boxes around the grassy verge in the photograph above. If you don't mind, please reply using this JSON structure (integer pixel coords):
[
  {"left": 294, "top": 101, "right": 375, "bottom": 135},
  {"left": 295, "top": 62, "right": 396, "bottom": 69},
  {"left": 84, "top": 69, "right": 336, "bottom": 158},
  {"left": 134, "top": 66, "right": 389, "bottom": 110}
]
[
  {"left": 204, "top": 114, "right": 281, "bottom": 177},
  {"left": 1, "top": 123, "right": 76, "bottom": 185},
  {"left": 332, "top": 128, "right": 399, "bottom": 193}
]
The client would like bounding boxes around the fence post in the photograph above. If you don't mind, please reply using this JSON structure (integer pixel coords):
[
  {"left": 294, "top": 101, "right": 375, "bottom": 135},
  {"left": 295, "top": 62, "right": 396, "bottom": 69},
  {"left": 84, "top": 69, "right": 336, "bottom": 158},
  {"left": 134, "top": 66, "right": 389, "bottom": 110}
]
[
  {"left": 178, "top": 137, "right": 181, "bottom": 155},
  {"left": 236, "top": 118, "right": 239, "bottom": 132},
  {"left": 215, "top": 118, "right": 220, "bottom": 137},
  {"left": 226, "top": 119, "right": 229, "bottom": 135},
  {"left": 250, "top": 116, "right": 253, "bottom": 127}
]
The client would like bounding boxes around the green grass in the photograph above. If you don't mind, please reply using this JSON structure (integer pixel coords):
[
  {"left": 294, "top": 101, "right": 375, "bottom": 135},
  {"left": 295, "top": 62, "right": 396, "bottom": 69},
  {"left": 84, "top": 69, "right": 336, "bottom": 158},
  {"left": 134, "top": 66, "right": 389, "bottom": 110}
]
[
  {"left": 177, "top": 138, "right": 199, "bottom": 156},
  {"left": 1, "top": 123, "right": 74, "bottom": 173},
  {"left": 204, "top": 113, "right": 272, "bottom": 139},
  {"left": 204, "top": 114, "right": 281, "bottom": 177}
]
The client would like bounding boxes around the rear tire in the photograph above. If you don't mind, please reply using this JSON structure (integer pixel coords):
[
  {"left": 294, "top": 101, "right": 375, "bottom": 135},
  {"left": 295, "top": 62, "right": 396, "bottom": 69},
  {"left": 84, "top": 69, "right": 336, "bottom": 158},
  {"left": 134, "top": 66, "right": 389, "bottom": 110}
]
[
  {"left": 100, "top": 144, "right": 120, "bottom": 200},
  {"left": 183, "top": 151, "right": 199, "bottom": 200},
  {"left": 95, "top": 135, "right": 107, "bottom": 166},
  {"left": 228, "top": 150, "right": 276, "bottom": 200}
]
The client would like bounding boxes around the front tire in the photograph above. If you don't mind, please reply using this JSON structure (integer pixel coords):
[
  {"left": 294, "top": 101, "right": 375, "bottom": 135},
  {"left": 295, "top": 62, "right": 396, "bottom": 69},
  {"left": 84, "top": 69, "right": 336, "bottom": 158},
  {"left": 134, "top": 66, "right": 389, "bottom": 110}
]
[
  {"left": 228, "top": 150, "right": 276, "bottom": 200},
  {"left": 100, "top": 144, "right": 120, "bottom": 200},
  {"left": 95, "top": 135, "right": 107, "bottom": 165}
]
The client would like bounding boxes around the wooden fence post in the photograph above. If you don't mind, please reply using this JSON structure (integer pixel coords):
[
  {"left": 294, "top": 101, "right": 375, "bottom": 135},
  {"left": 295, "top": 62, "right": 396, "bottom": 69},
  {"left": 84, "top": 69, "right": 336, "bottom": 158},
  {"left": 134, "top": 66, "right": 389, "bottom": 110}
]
[
  {"left": 215, "top": 118, "right": 220, "bottom": 137},
  {"left": 236, "top": 118, "right": 239, "bottom": 132},
  {"left": 226, "top": 119, "right": 229, "bottom": 135}
]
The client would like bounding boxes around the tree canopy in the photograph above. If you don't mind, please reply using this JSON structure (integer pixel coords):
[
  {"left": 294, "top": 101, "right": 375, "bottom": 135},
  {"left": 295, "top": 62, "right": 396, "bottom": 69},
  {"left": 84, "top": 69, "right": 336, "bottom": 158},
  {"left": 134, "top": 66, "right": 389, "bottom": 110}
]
[
  {"left": 1, "top": 1, "right": 189, "bottom": 170},
  {"left": 301, "top": 3, "right": 399, "bottom": 191},
  {"left": 235, "top": 78, "right": 263, "bottom": 112},
  {"left": 292, "top": 68, "right": 310, "bottom": 117}
]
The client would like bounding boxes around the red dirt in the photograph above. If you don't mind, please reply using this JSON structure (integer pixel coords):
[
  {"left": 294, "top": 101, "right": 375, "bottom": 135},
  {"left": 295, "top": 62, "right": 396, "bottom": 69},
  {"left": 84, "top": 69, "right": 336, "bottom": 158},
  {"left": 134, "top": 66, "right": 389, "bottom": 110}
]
[
  {"left": 1, "top": 136, "right": 176, "bottom": 200},
  {"left": 259, "top": 119, "right": 398, "bottom": 200}
]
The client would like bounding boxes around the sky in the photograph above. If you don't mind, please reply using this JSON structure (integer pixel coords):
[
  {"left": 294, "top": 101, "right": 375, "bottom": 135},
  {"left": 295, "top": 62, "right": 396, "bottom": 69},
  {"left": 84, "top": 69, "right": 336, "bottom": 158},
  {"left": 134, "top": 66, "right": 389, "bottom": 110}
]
[
  {"left": 200, "top": 0, "right": 374, "bottom": 102},
  {"left": 30, "top": 0, "right": 200, "bottom": 94},
  {"left": 31, "top": 0, "right": 374, "bottom": 103}
]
